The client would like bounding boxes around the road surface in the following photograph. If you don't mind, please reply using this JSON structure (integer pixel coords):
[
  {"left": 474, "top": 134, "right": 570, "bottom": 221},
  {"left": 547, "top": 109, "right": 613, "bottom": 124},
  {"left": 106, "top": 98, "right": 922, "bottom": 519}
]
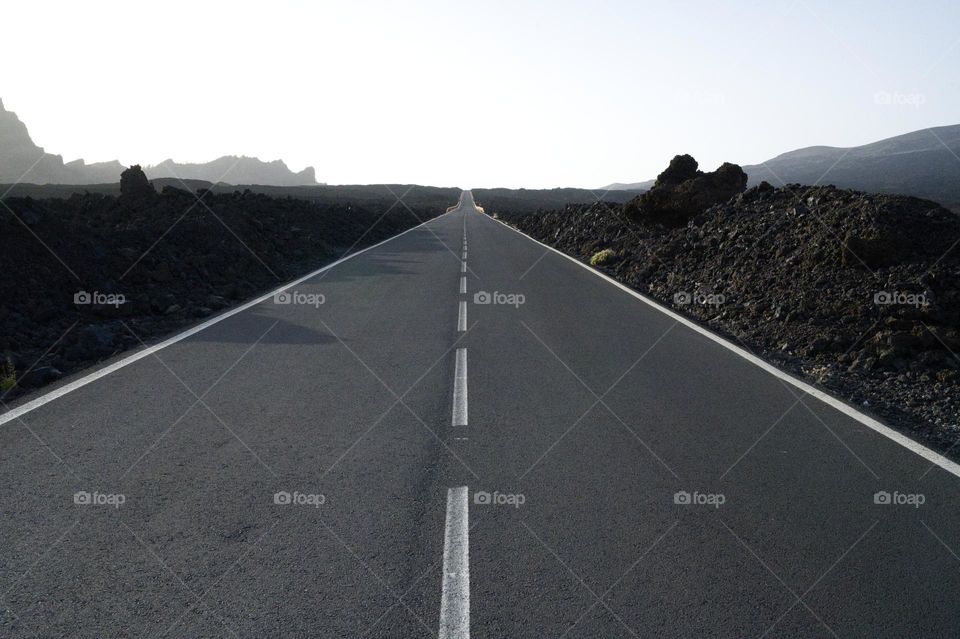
[{"left": 2, "top": 190, "right": 960, "bottom": 638}]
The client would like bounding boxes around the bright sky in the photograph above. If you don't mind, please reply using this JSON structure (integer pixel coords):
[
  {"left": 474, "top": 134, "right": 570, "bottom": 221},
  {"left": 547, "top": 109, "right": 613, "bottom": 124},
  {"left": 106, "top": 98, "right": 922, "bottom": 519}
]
[{"left": 2, "top": 0, "right": 958, "bottom": 188}]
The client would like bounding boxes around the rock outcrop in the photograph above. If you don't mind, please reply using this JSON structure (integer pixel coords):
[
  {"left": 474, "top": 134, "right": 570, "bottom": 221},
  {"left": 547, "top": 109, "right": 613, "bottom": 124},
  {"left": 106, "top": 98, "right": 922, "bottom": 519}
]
[
  {"left": 119, "top": 165, "right": 156, "bottom": 201},
  {"left": 623, "top": 155, "right": 748, "bottom": 227}
]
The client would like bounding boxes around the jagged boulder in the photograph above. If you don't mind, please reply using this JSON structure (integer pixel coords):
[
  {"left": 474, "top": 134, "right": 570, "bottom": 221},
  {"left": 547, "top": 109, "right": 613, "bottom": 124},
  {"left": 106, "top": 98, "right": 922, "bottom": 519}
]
[
  {"left": 119, "top": 165, "right": 156, "bottom": 201},
  {"left": 624, "top": 155, "right": 748, "bottom": 227}
]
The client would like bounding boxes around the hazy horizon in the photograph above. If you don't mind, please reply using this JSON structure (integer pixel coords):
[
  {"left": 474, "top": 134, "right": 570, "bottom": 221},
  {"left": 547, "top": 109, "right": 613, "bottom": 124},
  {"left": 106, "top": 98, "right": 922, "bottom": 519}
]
[{"left": 2, "top": 0, "right": 958, "bottom": 188}]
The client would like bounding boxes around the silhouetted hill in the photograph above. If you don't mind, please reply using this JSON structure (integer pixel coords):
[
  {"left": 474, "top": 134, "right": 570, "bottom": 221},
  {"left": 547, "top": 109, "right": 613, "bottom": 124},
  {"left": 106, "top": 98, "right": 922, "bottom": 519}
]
[
  {"left": 146, "top": 156, "right": 316, "bottom": 186},
  {"left": 601, "top": 179, "right": 654, "bottom": 192},
  {"left": 743, "top": 125, "right": 960, "bottom": 207},
  {"left": 0, "top": 98, "right": 316, "bottom": 186}
]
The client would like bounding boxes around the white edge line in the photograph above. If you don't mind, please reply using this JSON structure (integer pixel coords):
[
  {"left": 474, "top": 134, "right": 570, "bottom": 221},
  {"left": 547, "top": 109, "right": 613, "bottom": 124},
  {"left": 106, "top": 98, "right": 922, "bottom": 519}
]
[
  {"left": 0, "top": 210, "right": 454, "bottom": 427},
  {"left": 486, "top": 214, "right": 960, "bottom": 479},
  {"left": 453, "top": 348, "right": 468, "bottom": 427},
  {"left": 439, "top": 485, "right": 470, "bottom": 639},
  {"left": 458, "top": 301, "right": 467, "bottom": 332}
]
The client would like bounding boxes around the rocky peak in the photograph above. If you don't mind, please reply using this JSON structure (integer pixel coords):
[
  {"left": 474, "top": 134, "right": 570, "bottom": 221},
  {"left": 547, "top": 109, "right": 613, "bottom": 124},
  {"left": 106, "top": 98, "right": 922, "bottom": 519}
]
[
  {"left": 0, "top": 100, "right": 38, "bottom": 148},
  {"left": 0, "top": 98, "right": 54, "bottom": 183}
]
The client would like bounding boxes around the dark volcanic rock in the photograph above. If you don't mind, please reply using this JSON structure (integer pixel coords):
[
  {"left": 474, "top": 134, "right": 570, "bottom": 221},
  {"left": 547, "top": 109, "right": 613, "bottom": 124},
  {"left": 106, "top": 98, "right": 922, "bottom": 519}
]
[
  {"left": 656, "top": 153, "right": 700, "bottom": 186},
  {"left": 842, "top": 231, "right": 896, "bottom": 268},
  {"left": 18, "top": 366, "right": 62, "bottom": 389},
  {"left": 624, "top": 155, "right": 748, "bottom": 227},
  {"left": 120, "top": 164, "right": 156, "bottom": 201}
]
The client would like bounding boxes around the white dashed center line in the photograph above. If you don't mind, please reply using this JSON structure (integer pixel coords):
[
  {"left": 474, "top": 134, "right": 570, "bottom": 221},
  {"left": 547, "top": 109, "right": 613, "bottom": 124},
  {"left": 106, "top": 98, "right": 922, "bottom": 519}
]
[
  {"left": 439, "top": 207, "right": 470, "bottom": 638},
  {"left": 452, "top": 348, "right": 468, "bottom": 426},
  {"left": 439, "top": 486, "right": 470, "bottom": 639}
]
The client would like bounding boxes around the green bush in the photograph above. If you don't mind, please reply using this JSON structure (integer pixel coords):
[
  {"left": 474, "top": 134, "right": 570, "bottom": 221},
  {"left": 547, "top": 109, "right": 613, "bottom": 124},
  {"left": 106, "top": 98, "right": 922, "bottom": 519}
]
[
  {"left": 0, "top": 358, "right": 16, "bottom": 392},
  {"left": 590, "top": 248, "right": 617, "bottom": 267}
]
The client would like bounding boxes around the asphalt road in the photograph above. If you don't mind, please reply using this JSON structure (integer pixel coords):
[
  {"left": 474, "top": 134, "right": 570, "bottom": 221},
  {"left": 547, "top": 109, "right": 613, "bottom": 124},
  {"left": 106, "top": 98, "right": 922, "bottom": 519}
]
[{"left": 3, "top": 190, "right": 960, "bottom": 638}]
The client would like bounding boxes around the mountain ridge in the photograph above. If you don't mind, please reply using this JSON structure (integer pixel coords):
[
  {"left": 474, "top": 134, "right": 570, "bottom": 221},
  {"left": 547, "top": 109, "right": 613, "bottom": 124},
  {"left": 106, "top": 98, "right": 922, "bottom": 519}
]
[
  {"left": 146, "top": 156, "right": 317, "bottom": 186},
  {"left": 0, "top": 98, "right": 317, "bottom": 186}
]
